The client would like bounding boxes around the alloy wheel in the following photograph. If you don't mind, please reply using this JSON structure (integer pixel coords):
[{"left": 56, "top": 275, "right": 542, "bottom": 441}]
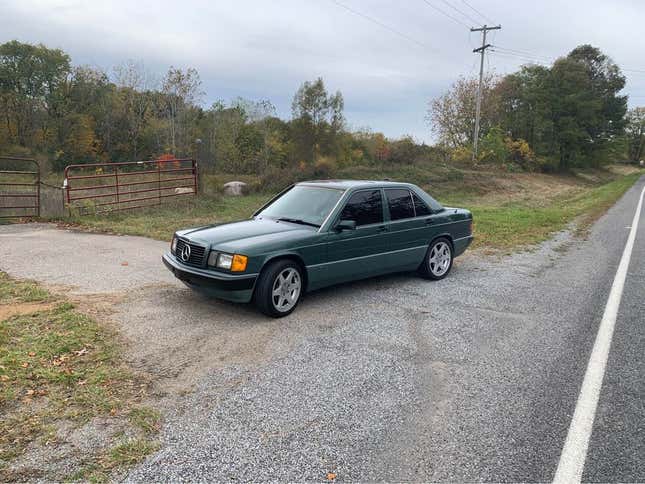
[
  {"left": 271, "top": 267, "right": 301, "bottom": 312},
  {"left": 428, "top": 241, "right": 451, "bottom": 277}
]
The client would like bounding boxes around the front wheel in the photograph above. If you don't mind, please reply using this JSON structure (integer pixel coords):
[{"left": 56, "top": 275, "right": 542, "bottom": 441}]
[
  {"left": 254, "top": 260, "right": 303, "bottom": 317},
  {"left": 419, "top": 238, "right": 453, "bottom": 280}
]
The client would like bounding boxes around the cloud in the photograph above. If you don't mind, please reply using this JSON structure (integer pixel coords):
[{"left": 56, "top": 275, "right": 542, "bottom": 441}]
[{"left": 1, "top": 0, "right": 643, "bottom": 142}]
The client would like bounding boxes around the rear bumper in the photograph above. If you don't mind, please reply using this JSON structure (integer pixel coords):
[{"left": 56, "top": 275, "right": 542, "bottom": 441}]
[
  {"left": 162, "top": 252, "right": 257, "bottom": 303},
  {"left": 453, "top": 235, "right": 473, "bottom": 257}
]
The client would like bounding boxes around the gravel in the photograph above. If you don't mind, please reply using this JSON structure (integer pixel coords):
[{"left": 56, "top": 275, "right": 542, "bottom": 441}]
[{"left": 2, "top": 176, "right": 643, "bottom": 482}]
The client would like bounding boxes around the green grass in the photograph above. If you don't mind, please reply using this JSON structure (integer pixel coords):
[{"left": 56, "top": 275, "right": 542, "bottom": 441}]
[
  {"left": 49, "top": 166, "right": 643, "bottom": 251},
  {"left": 0, "top": 273, "right": 160, "bottom": 481},
  {"left": 0, "top": 273, "right": 49, "bottom": 303},
  {"left": 60, "top": 193, "right": 271, "bottom": 241},
  {"left": 467, "top": 173, "right": 642, "bottom": 250}
]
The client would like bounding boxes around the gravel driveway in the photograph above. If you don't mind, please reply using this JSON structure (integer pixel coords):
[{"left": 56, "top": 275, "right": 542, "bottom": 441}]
[{"left": 1, "top": 176, "right": 643, "bottom": 482}]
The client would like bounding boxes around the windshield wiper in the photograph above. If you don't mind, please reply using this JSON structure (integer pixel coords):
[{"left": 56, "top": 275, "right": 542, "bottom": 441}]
[{"left": 276, "top": 217, "right": 320, "bottom": 228}]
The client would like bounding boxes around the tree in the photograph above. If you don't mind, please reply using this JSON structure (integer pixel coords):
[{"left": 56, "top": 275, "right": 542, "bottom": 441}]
[
  {"left": 427, "top": 74, "right": 499, "bottom": 149},
  {"left": 625, "top": 107, "right": 645, "bottom": 161},
  {"left": 161, "top": 66, "right": 203, "bottom": 153},
  {"left": 494, "top": 45, "right": 627, "bottom": 169},
  {"left": 291, "top": 77, "right": 345, "bottom": 162},
  {"left": 0, "top": 40, "right": 70, "bottom": 146},
  {"left": 114, "top": 60, "right": 156, "bottom": 159}
]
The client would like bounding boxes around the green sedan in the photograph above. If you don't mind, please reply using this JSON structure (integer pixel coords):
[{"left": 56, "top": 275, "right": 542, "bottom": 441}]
[{"left": 162, "top": 180, "right": 473, "bottom": 317}]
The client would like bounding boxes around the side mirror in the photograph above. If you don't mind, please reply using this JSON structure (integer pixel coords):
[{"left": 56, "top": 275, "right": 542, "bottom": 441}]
[{"left": 335, "top": 219, "right": 356, "bottom": 231}]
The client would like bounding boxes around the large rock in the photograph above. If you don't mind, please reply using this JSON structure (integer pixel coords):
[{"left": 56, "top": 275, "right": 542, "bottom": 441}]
[{"left": 222, "top": 181, "right": 247, "bottom": 196}]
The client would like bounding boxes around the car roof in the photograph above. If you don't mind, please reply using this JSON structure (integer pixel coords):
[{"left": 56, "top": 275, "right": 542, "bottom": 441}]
[{"left": 296, "top": 179, "right": 416, "bottom": 190}]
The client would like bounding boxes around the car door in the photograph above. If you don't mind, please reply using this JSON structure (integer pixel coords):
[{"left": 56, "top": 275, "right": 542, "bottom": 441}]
[
  {"left": 322, "top": 189, "right": 389, "bottom": 285},
  {"left": 382, "top": 188, "right": 431, "bottom": 271}
]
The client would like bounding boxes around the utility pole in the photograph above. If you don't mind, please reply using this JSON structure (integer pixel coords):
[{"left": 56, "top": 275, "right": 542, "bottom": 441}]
[{"left": 471, "top": 24, "right": 501, "bottom": 161}]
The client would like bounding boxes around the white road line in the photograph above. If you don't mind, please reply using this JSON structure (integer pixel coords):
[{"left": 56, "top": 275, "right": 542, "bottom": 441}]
[{"left": 553, "top": 184, "right": 645, "bottom": 484}]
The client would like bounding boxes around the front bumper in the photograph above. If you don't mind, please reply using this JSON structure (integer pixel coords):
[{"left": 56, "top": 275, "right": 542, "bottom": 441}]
[{"left": 162, "top": 252, "right": 257, "bottom": 303}]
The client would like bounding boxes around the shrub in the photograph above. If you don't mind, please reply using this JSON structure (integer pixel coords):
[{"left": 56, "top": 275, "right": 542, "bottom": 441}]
[
  {"left": 450, "top": 146, "right": 473, "bottom": 164},
  {"left": 505, "top": 137, "right": 537, "bottom": 170},
  {"left": 312, "top": 156, "right": 337, "bottom": 178},
  {"left": 479, "top": 127, "right": 508, "bottom": 164}
]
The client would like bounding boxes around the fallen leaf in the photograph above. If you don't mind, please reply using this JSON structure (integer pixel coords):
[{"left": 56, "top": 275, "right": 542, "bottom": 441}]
[
  {"left": 74, "top": 348, "right": 88, "bottom": 356},
  {"left": 26, "top": 389, "right": 35, "bottom": 396},
  {"left": 22, "top": 397, "right": 32, "bottom": 404},
  {"left": 21, "top": 362, "right": 29, "bottom": 368},
  {"left": 0, "top": 375, "right": 9, "bottom": 382},
  {"left": 326, "top": 472, "right": 337, "bottom": 481},
  {"left": 28, "top": 352, "right": 36, "bottom": 357},
  {"left": 77, "top": 380, "right": 87, "bottom": 386}
]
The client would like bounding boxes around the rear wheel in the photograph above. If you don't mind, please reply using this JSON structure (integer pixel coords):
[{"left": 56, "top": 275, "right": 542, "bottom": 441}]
[
  {"left": 254, "top": 259, "right": 303, "bottom": 317},
  {"left": 419, "top": 237, "right": 453, "bottom": 280}
]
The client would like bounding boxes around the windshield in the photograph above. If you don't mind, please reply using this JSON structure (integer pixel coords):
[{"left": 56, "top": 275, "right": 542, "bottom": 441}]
[{"left": 258, "top": 185, "right": 344, "bottom": 227}]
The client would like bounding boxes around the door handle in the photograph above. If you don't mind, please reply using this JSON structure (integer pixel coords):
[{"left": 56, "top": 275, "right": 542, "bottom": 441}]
[
  {"left": 425, "top": 218, "right": 434, "bottom": 225},
  {"left": 377, "top": 225, "right": 388, "bottom": 232}
]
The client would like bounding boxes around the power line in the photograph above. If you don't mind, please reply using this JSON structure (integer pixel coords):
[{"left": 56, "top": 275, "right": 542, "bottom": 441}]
[
  {"left": 492, "top": 46, "right": 645, "bottom": 74},
  {"left": 491, "top": 49, "right": 551, "bottom": 65},
  {"left": 438, "top": 0, "right": 480, "bottom": 25},
  {"left": 460, "top": 0, "right": 496, "bottom": 24},
  {"left": 493, "top": 45, "right": 552, "bottom": 62},
  {"left": 330, "top": 0, "right": 432, "bottom": 50},
  {"left": 490, "top": 50, "right": 549, "bottom": 66},
  {"left": 421, "top": 0, "right": 471, "bottom": 29}
]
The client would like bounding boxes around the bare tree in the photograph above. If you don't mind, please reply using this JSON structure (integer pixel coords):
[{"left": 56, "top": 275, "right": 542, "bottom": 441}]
[
  {"left": 161, "top": 66, "right": 203, "bottom": 153},
  {"left": 426, "top": 74, "right": 499, "bottom": 149},
  {"left": 113, "top": 60, "right": 157, "bottom": 159}
]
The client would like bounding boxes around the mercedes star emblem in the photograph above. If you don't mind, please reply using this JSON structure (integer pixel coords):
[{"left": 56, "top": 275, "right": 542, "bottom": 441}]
[{"left": 180, "top": 244, "right": 191, "bottom": 262}]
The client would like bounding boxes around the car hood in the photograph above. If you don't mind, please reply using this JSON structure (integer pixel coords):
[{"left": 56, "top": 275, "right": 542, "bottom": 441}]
[{"left": 177, "top": 218, "right": 316, "bottom": 252}]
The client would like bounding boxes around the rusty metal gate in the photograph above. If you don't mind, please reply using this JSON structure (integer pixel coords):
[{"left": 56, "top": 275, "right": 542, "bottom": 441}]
[
  {"left": 0, "top": 156, "right": 40, "bottom": 219},
  {"left": 63, "top": 158, "right": 197, "bottom": 215}
]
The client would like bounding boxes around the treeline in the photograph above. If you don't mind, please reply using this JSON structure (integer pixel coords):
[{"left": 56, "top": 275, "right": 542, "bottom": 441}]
[
  {"left": 0, "top": 40, "right": 435, "bottom": 179},
  {"left": 428, "top": 45, "right": 644, "bottom": 170},
  {"left": 1, "top": 40, "right": 643, "bottom": 179}
]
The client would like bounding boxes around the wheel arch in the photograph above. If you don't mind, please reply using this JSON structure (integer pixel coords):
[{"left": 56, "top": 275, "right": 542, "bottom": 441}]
[
  {"left": 430, "top": 232, "right": 455, "bottom": 252},
  {"left": 258, "top": 253, "right": 309, "bottom": 292}
]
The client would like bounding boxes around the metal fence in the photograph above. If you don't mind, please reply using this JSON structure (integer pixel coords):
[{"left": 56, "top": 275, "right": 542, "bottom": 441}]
[
  {"left": 63, "top": 158, "right": 197, "bottom": 215},
  {"left": 0, "top": 156, "right": 40, "bottom": 219}
]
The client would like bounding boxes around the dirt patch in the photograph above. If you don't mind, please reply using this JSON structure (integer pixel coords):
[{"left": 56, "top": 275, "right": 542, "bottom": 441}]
[
  {"left": 470, "top": 172, "right": 586, "bottom": 207},
  {"left": 0, "top": 301, "right": 56, "bottom": 320},
  {"left": 607, "top": 164, "right": 644, "bottom": 176}
]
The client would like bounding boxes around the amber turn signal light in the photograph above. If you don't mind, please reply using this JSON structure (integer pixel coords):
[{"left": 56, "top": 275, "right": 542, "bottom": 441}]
[{"left": 231, "top": 254, "right": 248, "bottom": 272}]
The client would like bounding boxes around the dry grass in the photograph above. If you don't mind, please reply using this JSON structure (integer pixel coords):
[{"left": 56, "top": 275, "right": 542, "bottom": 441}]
[
  {"left": 41, "top": 164, "right": 644, "bottom": 251},
  {"left": 0, "top": 272, "right": 160, "bottom": 481}
]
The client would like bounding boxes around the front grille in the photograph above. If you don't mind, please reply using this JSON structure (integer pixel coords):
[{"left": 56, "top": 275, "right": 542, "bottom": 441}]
[{"left": 175, "top": 238, "right": 206, "bottom": 267}]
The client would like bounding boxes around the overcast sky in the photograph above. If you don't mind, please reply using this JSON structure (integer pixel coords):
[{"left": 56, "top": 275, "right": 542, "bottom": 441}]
[{"left": 2, "top": 0, "right": 644, "bottom": 142}]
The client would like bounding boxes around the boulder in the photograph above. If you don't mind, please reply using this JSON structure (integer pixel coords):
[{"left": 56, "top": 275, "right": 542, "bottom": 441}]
[
  {"left": 223, "top": 181, "right": 247, "bottom": 196},
  {"left": 174, "top": 187, "right": 194, "bottom": 195}
]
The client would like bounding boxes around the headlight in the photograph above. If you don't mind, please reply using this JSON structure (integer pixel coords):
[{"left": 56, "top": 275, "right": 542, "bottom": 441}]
[
  {"left": 217, "top": 253, "right": 233, "bottom": 269},
  {"left": 171, "top": 236, "right": 178, "bottom": 253},
  {"left": 208, "top": 252, "right": 248, "bottom": 272}
]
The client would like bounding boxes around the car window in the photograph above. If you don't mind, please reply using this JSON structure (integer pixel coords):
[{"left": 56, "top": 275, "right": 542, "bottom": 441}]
[
  {"left": 259, "top": 185, "right": 344, "bottom": 227},
  {"left": 385, "top": 189, "right": 415, "bottom": 220},
  {"left": 412, "top": 192, "right": 432, "bottom": 216},
  {"left": 339, "top": 190, "right": 383, "bottom": 226}
]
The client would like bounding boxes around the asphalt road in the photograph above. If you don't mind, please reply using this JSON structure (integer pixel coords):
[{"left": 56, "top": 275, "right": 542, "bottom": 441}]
[{"left": 1, "top": 176, "right": 643, "bottom": 482}]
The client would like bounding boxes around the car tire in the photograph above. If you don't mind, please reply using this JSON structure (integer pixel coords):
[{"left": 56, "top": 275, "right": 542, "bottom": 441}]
[
  {"left": 254, "top": 259, "right": 304, "bottom": 317},
  {"left": 419, "top": 237, "right": 453, "bottom": 280}
]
